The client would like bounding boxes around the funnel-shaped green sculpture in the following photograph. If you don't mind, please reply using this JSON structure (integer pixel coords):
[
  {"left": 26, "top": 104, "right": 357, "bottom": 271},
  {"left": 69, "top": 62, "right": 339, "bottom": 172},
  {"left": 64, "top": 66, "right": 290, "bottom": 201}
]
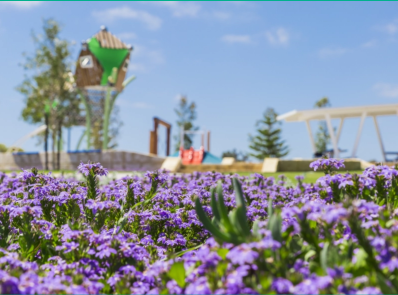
[{"left": 75, "top": 26, "right": 135, "bottom": 150}]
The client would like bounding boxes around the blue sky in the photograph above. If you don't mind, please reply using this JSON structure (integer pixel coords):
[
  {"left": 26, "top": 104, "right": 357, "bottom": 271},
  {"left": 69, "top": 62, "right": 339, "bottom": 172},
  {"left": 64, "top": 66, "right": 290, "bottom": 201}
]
[{"left": 1, "top": 1, "right": 398, "bottom": 161}]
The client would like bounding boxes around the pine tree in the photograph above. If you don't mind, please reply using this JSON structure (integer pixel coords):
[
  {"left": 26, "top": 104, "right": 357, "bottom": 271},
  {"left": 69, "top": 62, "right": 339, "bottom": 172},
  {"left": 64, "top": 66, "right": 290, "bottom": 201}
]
[
  {"left": 314, "top": 97, "right": 331, "bottom": 154},
  {"left": 174, "top": 96, "right": 198, "bottom": 151},
  {"left": 249, "top": 108, "right": 289, "bottom": 159}
]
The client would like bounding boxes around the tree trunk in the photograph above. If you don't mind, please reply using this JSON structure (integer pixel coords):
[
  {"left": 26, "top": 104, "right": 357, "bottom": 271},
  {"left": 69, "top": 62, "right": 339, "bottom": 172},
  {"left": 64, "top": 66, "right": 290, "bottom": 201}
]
[{"left": 57, "top": 121, "right": 62, "bottom": 170}]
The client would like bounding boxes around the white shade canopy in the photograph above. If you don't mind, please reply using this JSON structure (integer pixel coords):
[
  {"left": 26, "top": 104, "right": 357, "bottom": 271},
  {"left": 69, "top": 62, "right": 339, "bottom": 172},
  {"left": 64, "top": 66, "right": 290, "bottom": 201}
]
[
  {"left": 277, "top": 103, "right": 398, "bottom": 161},
  {"left": 277, "top": 103, "right": 398, "bottom": 122}
]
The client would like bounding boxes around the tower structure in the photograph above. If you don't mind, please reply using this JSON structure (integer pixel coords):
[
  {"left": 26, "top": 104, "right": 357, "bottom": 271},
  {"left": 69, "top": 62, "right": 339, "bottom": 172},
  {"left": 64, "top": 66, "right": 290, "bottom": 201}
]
[{"left": 75, "top": 26, "right": 135, "bottom": 150}]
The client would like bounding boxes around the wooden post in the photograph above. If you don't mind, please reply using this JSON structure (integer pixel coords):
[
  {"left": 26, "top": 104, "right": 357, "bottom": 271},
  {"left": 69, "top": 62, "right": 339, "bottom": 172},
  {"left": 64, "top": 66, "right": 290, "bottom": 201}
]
[
  {"left": 208, "top": 131, "right": 210, "bottom": 151},
  {"left": 166, "top": 126, "right": 171, "bottom": 156},
  {"left": 201, "top": 133, "right": 204, "bottom": 148}
]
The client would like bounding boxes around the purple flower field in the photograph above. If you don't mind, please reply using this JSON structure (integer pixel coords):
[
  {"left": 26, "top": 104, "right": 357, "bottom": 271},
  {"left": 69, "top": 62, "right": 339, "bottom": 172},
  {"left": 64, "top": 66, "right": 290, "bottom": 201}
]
[{"left": 0, "top": 159, "right": 398, "bottom": 294}]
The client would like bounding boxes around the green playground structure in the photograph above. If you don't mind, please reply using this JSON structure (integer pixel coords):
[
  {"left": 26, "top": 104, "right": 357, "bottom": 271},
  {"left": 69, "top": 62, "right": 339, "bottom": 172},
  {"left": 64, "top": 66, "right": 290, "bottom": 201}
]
[{"left": 75, "top": 26, "right": 135, "bottom": 150}]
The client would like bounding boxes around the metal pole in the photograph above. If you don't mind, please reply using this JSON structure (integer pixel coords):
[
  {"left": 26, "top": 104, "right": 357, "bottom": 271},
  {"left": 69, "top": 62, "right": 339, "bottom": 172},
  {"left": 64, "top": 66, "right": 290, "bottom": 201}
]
[
  {"left": 44, "top": 113, "right": 49, "bottom": 170},
  {"left": 180, "top": 126, "right": 184, "bottom": 149},
  {"left": 102, "top": 87, "right": 112, "bottom": 150},
  {"left": 78, "top": 89, "right": 92, "bottom": 150},
  {"left": 68, "top": 127, "right": 71, "bottom": 152},
  {"left": 305, "top": 120, "right": 317, "bottom": 155},
  {"left": 166, "top": 126, "right": 171, "bottom": 156},
  {"left": 336, "top": 118, "right": 345, "bottom": 143},
  {"left": 351, "top": 112, "right": 367, "bottom": 158},
  {"left": 325, "top": 114, "right": 339, "bottom": 158},
  {"left": 373, "top": 116, "right": 386, "bottom": 163}
]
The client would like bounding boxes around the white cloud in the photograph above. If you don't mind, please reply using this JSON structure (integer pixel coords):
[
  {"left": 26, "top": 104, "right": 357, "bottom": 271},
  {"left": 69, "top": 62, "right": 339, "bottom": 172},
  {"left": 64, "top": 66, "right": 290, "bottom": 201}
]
[
  {"left": 148, "top": 1, "right": 201, "bottom": 17},
  {"left": 92, "top": 7, "right": 162, "bottom": 30},
  {"left": 129, "top": 63, "right": 147, "bottom": 72},
  {"left": 265, "top": 28, "right": 290, "bottom": 45},
  {"left": 221, "top": 34, "right": 251, "bottom": 44},
  {"left": 117, "top": 32, "right": 137, "bottom": 41},
  {"left": 212, "top": 11, "right": 231, "bottom": 21},
  {"left": 373, "top": 83, "right": 398, "bottom": 98},
  {"left": 318, "top": 47, "right": 348, "bottom": 58},
  {"left": 129, "top": 45, "right": 165, "bottom": 73},
  {"left": 134, "top": 45, "right": 164, "bottom": 64},
  {"left": 379, "top": 20, "right": 398, "bottom": 35},
  {"left": 0, "top": 1, "right": 42, "bottom": 9},
  {"left": 361, "top": 40, "right": 377, "bottom": 48}
]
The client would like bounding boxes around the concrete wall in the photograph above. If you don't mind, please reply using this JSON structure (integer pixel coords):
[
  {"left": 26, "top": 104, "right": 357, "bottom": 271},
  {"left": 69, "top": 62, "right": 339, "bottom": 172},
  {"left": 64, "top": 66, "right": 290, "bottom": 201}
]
[{"left": 0, "top": 150, "right": 165, "bottom": 171}]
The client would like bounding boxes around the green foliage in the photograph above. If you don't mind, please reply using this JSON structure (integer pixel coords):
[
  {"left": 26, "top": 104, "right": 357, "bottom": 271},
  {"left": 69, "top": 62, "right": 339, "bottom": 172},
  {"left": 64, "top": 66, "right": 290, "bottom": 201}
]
[
  {"left": 174, "top": 96, "right": 198, "bottom": 151},
  {"left": 16, "top": 19, "right": 82, "bottom": 151},
  {"left": 221, "top": 149, "right": 249, "bottom": 162},
  {"left": 249, "top": 108, "right": 289, "bottom": 160},
  {"left": 314, "top": 97, "right": 331, "bottom": 153},
  {"left": 0, "top": 144, "right": 24, "bottom": 153},
  {"left": 195, "top": 179, "right": 266, "bottom": 245},
  {"left": 168, "top": 262, "right": 186, "bottom": 288}
]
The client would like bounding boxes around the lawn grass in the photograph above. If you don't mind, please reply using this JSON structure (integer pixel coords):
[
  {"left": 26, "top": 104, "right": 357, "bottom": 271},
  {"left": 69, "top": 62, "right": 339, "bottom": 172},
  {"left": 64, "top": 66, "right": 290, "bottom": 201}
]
[
  {"left": 2, "top": 169, "right": 363, "bottom": 185},
  {"left": 237, "top": 170, "right": 363, "bottom": 184}
]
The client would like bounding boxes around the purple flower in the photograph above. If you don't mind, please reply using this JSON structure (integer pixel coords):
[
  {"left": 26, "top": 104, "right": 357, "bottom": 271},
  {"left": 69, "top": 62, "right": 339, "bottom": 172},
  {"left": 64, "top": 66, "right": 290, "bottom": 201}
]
[
  {"left": 95, "top": 245, "right": 117, "bottom": 259},
  {"left": 356, "top": 287, "right": 382, "bottom": 294},
  {"left": 272, "top": 278, "right": 293, "bottom": 294},
  {"left": 78, "top": 162, "right": 108, "bottom": 177},
  {"left": 293, "top": 275, "right": 332, "bottom": 294},
  {"left": 310, "top": 158, "right": 345, "bottom": 172},
  {"left": 185, "top": 277, "right": 212, "bottom": 295},
  {"left": 166, "top": 280, "right": 182, "bottom": 295},
  {"left": 227, "top": 244, "right": 259, "bottom": 265}
]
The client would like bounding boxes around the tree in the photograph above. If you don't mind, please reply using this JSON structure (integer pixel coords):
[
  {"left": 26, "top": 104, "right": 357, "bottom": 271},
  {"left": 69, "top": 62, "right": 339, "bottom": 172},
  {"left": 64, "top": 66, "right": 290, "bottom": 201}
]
[
  {"left": 174, "top": 96, "right": 198, "bottom": 150},
  {"left": 221, "top": 149, "right": 249, "bottom": 162},
  {"left": 249, "top": 108, "right": 289, "bottom": 159},
  {"left": 0, "top": 144, "right": 7, "bottom": 153},
  {"left": 314, "top": 97, "right": 331, "bottom": 154},
  {"left": 17, "top": 19, "right": 82, "bottom": 168}
]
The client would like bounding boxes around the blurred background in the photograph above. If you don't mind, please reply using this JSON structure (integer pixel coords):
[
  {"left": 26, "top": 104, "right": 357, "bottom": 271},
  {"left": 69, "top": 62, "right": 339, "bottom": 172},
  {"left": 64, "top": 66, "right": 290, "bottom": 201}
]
[{"left": 1, "top": 1, "right": 398, "bottom": 162}]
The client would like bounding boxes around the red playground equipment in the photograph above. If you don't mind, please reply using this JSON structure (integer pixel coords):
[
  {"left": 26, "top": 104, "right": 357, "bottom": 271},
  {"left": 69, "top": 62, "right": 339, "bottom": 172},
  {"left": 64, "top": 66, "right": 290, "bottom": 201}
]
[
  {"left": 179, "top": 129, "right": 210, "bottom": 165},
  {"left": 180, "top": 146, "right": 204, "bottom": 165}
]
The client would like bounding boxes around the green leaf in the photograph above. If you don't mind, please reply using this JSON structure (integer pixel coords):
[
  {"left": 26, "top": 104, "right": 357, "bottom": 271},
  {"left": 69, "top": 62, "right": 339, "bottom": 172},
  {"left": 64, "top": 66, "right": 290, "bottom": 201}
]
[
  {"left": 170, "top": 244, "right": 203, "bottom": 259},
  {"left": 305, "top": 250, "right": 316, "bottom": 261},
  {"left": 217, "top": 248, "right": 229, "bottom": 259},
  {"left": 376, "top": 272, "right": 397, "bottom": 294},
  {"left": 169, "top": 262, "right": 186, "bottom": 288},
  {"left": 268, "top": 213, "right": 282, "bottom": 243},
  {"left": 232, "top": 178, "right": 247, "bottom": 215},
  {"left": 216, "top": 261, "right": 228, "bottom": 277},
  {"left": 320, "top": 242, "right": 329, "bottom": 272},
  {"left": 195, "top": 198, "right": 235, "bottom": 244},
  {"left": 210, "top": 188, "right": 221, "bottom": 222},
  {"left": 235, "top": 206, "right": 251, "bottom": 238},
  {"left": 215, "top": 183, "right": 234, "bottom": 233},
  {"left": 252, "top": 219, "right": 261, "bottom": 240},
  {"left": 268, "top": 199, "right": 273, "bottom": 217}
]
